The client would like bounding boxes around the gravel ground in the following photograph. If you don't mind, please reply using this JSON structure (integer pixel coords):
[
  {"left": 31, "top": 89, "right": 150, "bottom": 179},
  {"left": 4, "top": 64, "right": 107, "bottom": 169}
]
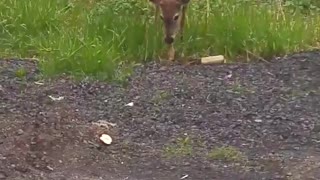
[{"left": 0, "top": 51, "right": 320, "bottom": 180}]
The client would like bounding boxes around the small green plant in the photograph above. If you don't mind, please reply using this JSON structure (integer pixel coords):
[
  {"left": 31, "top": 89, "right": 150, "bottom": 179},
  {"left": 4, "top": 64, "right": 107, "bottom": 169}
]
[
  {"left": 208, "top": 146, "right": 246, "bottom": 163},
  {"left": 15, "top": 67, "right": 27, "bottom": 79},
  {"left": 285, "top": 88, "right": 320, "bottom": 99},
  {"left": 151, "top": 90, "right": 171, "bottom": 104},
  {"left": 164, "top": 136, "right": 193, "bottom": 158},
  {"left": 227, "top": 79, "right": 255, "bottom": 94}
]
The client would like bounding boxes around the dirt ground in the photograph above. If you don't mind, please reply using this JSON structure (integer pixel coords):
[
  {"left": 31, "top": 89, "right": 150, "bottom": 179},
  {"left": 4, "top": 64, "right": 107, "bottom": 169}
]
[{"left": 1, "top": 51, "right": 320, "bottom": 180}]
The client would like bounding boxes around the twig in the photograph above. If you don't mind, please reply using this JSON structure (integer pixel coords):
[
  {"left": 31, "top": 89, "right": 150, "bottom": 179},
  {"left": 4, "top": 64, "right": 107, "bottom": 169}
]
[{"left": 245, "top": 50, "right": 270, "bottom": 63}]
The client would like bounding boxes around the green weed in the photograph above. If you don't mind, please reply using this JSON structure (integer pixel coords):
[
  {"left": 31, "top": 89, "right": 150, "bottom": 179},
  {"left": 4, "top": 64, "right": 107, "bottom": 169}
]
[
  {"left": 164, "top": 136, "right": 193, "bottom": 158},
  {"left": 15, "top": 67, "right": 27, "bottom": 79},
  {"left": 151, "top": 90, "right": 171, "bottom": 104},
  {"left": 228, "top": 80, "right": 255, "bottom": 94},
  {"left": 208, "top": 146, "right": 246, "bottom": 163}
]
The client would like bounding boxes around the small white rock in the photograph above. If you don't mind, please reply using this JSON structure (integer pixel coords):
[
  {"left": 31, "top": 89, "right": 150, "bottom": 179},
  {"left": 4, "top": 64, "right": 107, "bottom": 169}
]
[
  {"left": 46, "top": 166, "right": 54, "bottom": 171},
  {"left": 224, "top": 73, "right": 232, "bottom": 79},
  {"left": 254, "top": 119, "right": 263, "bottom": 123},
  {"left": 180, "top": 174, "right": 189, "bottom": 179},
  {"left": 100, "top": 134, "right": 112, "bottom": 145},
  {"left": 125, "top": 102, "right": 134, "bottom": 107},
  {"left": 48, "top": 95, "right": 64, "bottom": 101}
]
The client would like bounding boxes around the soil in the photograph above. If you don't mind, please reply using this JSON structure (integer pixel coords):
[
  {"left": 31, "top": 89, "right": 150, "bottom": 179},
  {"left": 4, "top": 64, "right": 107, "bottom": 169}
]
[{"left": 1, "top": 51, "right": 320, "bottom": 180}]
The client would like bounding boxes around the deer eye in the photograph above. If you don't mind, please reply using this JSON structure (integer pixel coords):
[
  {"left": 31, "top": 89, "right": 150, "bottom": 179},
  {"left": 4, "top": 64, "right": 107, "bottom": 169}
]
[{"left": 173, "top": 14, "right": 179, "bottom": 21}]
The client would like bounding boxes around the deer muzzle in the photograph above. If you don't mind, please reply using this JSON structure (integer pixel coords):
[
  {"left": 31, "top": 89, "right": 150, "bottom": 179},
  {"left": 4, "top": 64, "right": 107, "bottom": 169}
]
[
  {"left": 164, "top": 36, "right": 174, "bottom": 44},
  {"left": 163, "top": 20, "right": 179, "bottom": 44}
]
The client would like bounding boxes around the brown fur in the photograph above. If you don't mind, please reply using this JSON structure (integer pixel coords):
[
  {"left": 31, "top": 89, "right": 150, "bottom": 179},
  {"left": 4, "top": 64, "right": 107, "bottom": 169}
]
[{"left": 149, "top": 0, "right": 190, "bottom": 61}]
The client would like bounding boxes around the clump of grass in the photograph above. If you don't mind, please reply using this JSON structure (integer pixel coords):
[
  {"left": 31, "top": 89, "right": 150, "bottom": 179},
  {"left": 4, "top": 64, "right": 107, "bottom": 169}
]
[
  {"left": 208, "top": 146, "right": 246, "bottom": 163},
  {"left": 227, "top": 79, "right": 255, "bottom": 94},
  {"left": 15, "top": 67, "right": 27, "bottom": 79},
  {"left": 285, "top": 88, "right": 320, "bottom": 99},
  {"left": 164, "top": 137, "right": 193, "bottom": 158},
  {"left": 151, "top": 90, "right": 171, "bottom": 104},
  {"left": 1, "top": 0, "right": 320, "bottom": 81}
]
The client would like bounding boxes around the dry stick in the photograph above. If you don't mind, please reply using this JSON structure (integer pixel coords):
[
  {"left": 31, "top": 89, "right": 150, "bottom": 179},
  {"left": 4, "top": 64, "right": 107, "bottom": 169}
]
[
  {"left": 184, "top": 55, "right": 225, "bottom": 65},
  {"left": 245, "top": 50, "right": 270, "bottom": 63},
  {"left": 201, "top": 55, "right": 225, "bottom": 64},
  {"left": 23, "top": 57, "right": 40, "bottom": 61}
]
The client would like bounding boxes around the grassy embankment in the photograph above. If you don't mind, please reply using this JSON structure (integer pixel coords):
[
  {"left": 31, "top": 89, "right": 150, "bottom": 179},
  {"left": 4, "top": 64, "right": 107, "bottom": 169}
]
[{"left": 0, "top": 0, "right": 320, "bottom": 81}]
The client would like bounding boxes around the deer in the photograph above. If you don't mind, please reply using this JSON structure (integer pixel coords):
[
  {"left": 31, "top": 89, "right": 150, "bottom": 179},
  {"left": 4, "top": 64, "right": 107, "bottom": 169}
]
[{"left": 149, "top": 0, "right": 190, "bottom": 61}]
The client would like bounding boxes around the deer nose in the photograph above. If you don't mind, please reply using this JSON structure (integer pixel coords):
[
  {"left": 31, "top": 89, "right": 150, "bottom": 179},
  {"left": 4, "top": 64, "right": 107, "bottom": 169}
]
[{"left": 164, "top": 36, "right": 174, "bottom": 44}]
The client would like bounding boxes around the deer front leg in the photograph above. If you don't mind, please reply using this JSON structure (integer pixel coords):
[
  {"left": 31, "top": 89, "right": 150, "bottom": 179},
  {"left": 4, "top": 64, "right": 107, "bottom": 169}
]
[{"left": 168, "top": 43, "right": 175, "bottom": 61}]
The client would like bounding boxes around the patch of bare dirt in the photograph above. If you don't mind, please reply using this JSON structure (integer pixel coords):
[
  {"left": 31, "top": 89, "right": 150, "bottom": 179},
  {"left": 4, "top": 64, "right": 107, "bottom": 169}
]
[{"left": 0, "top": 51, "right": 320, "bottom": 179}]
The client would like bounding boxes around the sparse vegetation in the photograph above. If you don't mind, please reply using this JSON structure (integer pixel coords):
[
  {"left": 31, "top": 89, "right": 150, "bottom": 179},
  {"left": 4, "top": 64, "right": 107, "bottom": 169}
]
[
  {"left": 284, "top": 88, "right": 320, "bottom": 99},
  {"left": 208, "top": 146, "right": 246, "bottom": 163},
  {"left": 164, "top": 136, "right": 193, "bottom": 158},
  {"left": 1, "top": 0, "right": 320, "bottom": 81},
  {"left": 15, "top": 67, "right": 27, "bottom": 79},
  {"left": 228, "top": 80, "right": 255, "bottom": 94},
  {"left": 151, "top": 90, "right": 171, "bottom": 104}
]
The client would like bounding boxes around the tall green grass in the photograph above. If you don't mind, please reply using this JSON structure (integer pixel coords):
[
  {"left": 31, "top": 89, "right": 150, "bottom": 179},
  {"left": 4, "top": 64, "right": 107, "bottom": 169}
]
[{"left": 0, "top": 0, "right": 320, "bottom": 81}]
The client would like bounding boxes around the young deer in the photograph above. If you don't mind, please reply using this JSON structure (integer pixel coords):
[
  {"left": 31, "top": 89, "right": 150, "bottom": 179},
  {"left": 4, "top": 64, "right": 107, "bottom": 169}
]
[{"left": 149, "top": 0, "right": 190, "bottom": 61}]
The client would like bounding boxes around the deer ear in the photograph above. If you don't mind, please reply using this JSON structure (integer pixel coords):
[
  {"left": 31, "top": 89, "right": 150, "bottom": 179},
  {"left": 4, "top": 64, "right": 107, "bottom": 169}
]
[{"left": 180, "top": 0, "right": 190, "bottom": 4}]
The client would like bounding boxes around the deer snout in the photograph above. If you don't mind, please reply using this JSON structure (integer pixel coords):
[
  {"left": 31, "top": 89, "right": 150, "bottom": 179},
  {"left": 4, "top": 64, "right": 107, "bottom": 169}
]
[{"left": 164, "top": 36, "right": 174, "bottom": 44}]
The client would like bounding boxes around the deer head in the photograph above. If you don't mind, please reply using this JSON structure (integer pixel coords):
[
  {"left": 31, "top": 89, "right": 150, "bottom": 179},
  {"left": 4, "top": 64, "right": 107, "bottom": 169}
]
[{"left": 149, "top": 0, "right": 190, "bottom": 44}]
